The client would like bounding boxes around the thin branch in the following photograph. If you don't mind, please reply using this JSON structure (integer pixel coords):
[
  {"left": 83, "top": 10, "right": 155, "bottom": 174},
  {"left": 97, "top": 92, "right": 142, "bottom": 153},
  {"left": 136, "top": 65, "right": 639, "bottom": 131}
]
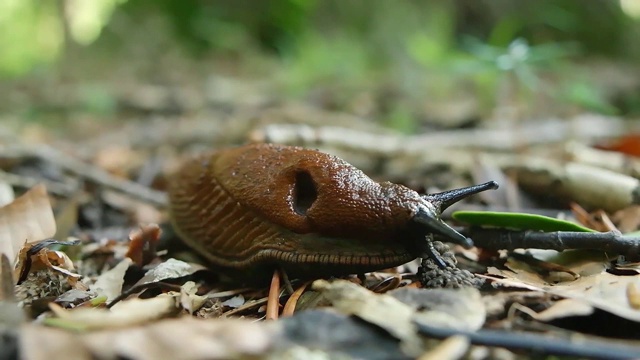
[
  {"left": 463, "top": 228, "right": 640, "bottom": 259},
  {"left": 0, "top": 143, "right": 167, "bottom": 206},
  {"left": 416, "top": 323, "right": 640, "bottom": 359}
]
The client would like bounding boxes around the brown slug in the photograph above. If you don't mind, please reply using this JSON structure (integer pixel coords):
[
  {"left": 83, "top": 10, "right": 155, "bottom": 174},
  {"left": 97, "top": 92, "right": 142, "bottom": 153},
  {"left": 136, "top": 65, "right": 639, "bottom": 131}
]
[{"left": 168, "top": 143, "right": 497, "bottom": 276}]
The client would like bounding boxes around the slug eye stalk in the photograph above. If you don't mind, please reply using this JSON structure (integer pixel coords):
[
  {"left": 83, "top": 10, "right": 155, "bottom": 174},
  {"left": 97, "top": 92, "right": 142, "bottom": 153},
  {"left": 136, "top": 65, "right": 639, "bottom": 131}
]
[
  {"left": 413, "top": 181, "right": 499, "bottom": 268},
  {"left": 423, "top": 181, "right": 499, "bottom": 213}
]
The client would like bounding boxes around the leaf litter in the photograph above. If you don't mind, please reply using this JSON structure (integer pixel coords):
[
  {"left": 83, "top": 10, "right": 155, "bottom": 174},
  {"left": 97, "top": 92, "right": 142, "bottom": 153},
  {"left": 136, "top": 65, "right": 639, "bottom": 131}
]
[{"left": 7, "top": 116, "right": 640, "bottom": 359}]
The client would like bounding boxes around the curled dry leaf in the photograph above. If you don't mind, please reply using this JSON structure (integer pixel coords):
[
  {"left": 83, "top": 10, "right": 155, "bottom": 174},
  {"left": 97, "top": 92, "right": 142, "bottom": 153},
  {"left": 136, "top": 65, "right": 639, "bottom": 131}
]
[
  {"left": 14, "top": 239, "right": 82, "bottom": 285},
  {"left": 125, "top": 223, "right": 161, "bottom": 267},
  {"left": 0, "top": 184, "right": 56, "bottom": 264}
]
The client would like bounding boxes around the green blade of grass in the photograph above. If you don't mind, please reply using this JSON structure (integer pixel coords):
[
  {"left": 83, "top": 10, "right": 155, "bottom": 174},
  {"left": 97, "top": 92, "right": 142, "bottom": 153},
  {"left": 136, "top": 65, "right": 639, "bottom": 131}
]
[{"left": 452, "top": 211, "right": 596, "bottom": 232}]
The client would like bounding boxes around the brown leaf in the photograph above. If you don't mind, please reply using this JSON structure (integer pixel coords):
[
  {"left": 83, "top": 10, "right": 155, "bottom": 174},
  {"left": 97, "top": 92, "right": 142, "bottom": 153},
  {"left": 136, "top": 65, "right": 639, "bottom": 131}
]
[
  {"left": 595, "top": 134, "right": 640, "bottom": 157},
  {"left": 0, "top": 184, "right": 56, "bottom": 264}
]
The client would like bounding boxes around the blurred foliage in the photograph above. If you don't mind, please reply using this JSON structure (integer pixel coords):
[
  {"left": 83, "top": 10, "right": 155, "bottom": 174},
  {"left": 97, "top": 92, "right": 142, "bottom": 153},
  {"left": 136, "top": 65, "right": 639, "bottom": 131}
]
[
  {"left": 2, "top": 0, "right": 640, "bottom": 120},
  {"left": 0, "top": 0, "right": 63, "bottom": 76}
]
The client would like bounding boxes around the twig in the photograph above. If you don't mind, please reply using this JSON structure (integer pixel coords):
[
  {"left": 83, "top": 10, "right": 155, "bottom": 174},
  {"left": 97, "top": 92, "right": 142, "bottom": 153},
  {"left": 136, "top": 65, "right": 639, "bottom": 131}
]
[
  {"left": 106, "top": 281, "right": 182, "bottom": 308},
  {"left": 0, "top": 169, "right": 77, "bottom": 197},
  {"left": 221, "top": 297, "right": 269, "bottom": 317},
  {"left": 252, "top": 114, "right": 635, "bottom": 154},
  {"left": 464, "top": 229, "right": 640, "bottom": 259},
  {"left": 0, "top": 143, "right": 167, "bottom": 206},
  {"left": 416, "top": 323, "right": 640, "bottom": 359}
]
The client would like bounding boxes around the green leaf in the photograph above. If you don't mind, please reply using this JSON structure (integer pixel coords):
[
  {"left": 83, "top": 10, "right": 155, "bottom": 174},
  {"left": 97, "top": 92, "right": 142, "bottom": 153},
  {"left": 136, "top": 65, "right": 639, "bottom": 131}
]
[{"left": 452, "top": 211, "right": 596, "bottom": 232}]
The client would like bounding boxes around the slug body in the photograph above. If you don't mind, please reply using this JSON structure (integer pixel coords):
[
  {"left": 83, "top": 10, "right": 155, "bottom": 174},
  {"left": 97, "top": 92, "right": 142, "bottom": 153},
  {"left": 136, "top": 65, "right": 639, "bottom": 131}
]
[{"left": 168, "top": 143, "right": 497, "bottom": 276}]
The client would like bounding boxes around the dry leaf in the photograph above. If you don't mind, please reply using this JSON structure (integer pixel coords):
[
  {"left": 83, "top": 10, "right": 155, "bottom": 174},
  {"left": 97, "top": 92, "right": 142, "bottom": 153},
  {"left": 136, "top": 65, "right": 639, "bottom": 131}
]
[
  {"left": 518, "top": 298, "right": 594, "bottom": 321},
  {"left": 626, "top": 283, "right": 640, "bottom": 309},
  {"left": 89, "top": 257, "right": 132, "bottom": 302},
  {"left": 0, "top": 253, "right": 14, "bottom": 301},
  {"left": 0, "top": 184, "right": 56, "bottom": 264},
  {"left": 389, "top": 287, "right": 486, "bottom": 331},
  {"left": 180, "top": 281, "right": 207, "bottom": 314},
  {"left": 134, "top": 258, "right": 204, "bottom": 286},
  {"left": 612, "top": 205, "right": 640, "bottom": 233},
  {"left": 23, "top": 317, "right": 273, "bottom": 360},
  {"left": 418, "top": 335, "right": 470, "bottom": 360},
  {"left": 0, "top": 182, "right": 15, "bottom": 207},
  {"left": 487, "top": 267, "right": 640, "bottom": 322},
  {"left": 14, "top": 240, "right": 81, "bottom": 285},
  {"left": 47, "top": 295, "right": 179, "bottom": 330},
  {"left": 222, "top": 294, "right": 245, "bottom": 308},
  {"left": 313, "top": 279, "right": 422, "bottom": 357},
  {"left": 125, "top": 224, "right": 161, "bottom": 267}
]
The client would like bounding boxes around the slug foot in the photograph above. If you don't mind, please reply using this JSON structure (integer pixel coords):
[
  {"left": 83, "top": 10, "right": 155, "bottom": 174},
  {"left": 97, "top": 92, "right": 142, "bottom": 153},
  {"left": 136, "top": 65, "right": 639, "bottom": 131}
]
[{"left": 417, "top": 241, "right": 484, "bottom": 289}]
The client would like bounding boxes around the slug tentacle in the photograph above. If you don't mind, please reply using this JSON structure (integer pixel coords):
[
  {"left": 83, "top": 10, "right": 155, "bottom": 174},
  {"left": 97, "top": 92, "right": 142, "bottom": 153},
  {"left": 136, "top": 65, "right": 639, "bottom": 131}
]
[
  {"left": 422, "top": 181, "right": 499, "bottom": 212},
  {"left": 412, "top": 207, "right": 471, "bottom": 248}
]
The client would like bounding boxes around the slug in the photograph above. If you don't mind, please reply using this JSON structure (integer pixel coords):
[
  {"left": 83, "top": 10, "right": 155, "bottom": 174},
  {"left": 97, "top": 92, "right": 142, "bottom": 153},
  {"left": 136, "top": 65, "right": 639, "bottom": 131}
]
[{"left": 168, "top": 143, "right": 497, "bottom": 276}]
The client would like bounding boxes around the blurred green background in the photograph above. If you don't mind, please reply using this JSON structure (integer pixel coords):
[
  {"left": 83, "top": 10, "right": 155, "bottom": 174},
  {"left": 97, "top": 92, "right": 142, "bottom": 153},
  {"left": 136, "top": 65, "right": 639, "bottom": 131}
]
[{"left": 2, "top": 0, "right": 640, "bottom": 131}]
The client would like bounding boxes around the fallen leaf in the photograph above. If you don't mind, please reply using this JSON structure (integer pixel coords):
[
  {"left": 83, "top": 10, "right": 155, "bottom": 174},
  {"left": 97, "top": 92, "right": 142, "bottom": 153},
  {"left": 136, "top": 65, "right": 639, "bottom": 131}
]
[
  {"left": 0, "top": 182, "right": 14, "bottom": 207},
  {"left": 626, "top": 282, "right": 640, "bottom": 309},
  {"left": 0, "top": 184, "right": 56, "bottom": 264},
  {"left": 486, "top": 267, "right": 640, "bottom": 322},
  {"left": 222, "top": 294, "right": 245, "bottom": 309},
  {"left": 14, "top": 239, "right": 82, "bottom": 285},
  {"left": 277, "top": 309, "right": 410, "bottom": 359},
  {"left": 46, "top": 295, "right": 179, "bottom": 331},
  {"left": 389, "top": 287, "right": 486, "bottom": 331},
  {"left": 612, "top": 205, "right": 640, "bottom": 233},
  {"left": 125, "top": 224, "right": 161, "bottom": 267},
  {"left": 515, "top": 298, "right": 594, "bottom": 321},
  {"left": 23, "top": 316, "right": 273, "bottom": 360},
  {"left": 595, "top": 134, "right": 640, "bottom": 157},
  {"left": 313, "top": 279, "right": 422, "bottom": 357},
  {"left": 417, "top": 335, "right": 470, "bottom": 360},
  {"left": 89, "top": 257, "right": 132, "bottom": 302},
  {"left": 0, "top": 253, "right": 14, "bottom": 301},
  {"left": 180, "top": 281, "right": 207, "bottom": 314},
  {"left": 54, "top": 289, "right": 94, "bottom": 308},
  {"left": 135, "top": 258, "right": 203, "bottom": 285}
]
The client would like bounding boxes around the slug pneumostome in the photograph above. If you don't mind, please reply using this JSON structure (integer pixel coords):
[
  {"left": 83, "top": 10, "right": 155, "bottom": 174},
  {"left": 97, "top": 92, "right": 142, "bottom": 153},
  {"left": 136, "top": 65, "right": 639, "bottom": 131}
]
[{"left": 168, "top": 143, "right": 497, "bottom": 276}]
